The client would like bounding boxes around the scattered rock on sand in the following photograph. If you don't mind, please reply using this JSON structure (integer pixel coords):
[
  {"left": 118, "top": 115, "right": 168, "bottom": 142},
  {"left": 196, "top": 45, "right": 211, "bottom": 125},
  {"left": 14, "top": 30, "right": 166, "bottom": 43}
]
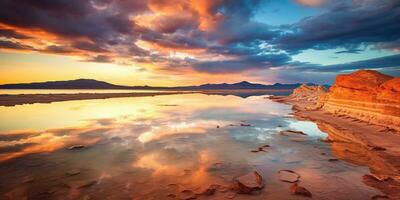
[
  {"left": 371, "top": 194, "right": 389, "bottom": 199},
  {"left": 224, "top": 191, "right": 236, "bottom": 199},
  {"left": 231, "top": 171, "right": 264, "bottom": 194},
  {"left": 250, "top": 145, "right": 270, "bottom": 153},
  {"left": 21, "top": 176, "right": 35, "bottom": 183},
  {"left": 79, "top": 195, "right": 91, "bottom": 200},
  {"left": 68, "top": 145, "right": 86, "bottom": 150},
  {"left": 319, "top": 138, "right": 333, "bottom": 143},
  {"left": 66, "top": 170, "right": 81, "bottom": 176},
  {"left": 290, "top": 138, "right": 308, "bottom": 142},
  {"left": 195, "top": 184, "right": 218, "bottom": 196},
  {"left": 66, "top": 180, "right": 97, "bottom": 189},
  {"left": 207, "top": 162, "right": 225, "bottom": 171},
  {"left": 328, "top": 158, "right": 339, "bottom": 162},
  {"left": 167, "top": 194, "right": 177, "bottom": 198},
  {"left": 280, "top": 130, "right": 307, "bottom": 136},
  {"left": 5, "top": 187, "right": 28, "bottom": 200},
  {"left": 278, "top": 170, "right": 300, "bottom": 183},
  {"left": 368, "top": 145, "right": 386, "bottom": 151},
  {"left": 217, "top": 185, "right": 230, "bottom": 193},
  {"left": 179, "top": 189, "right": 197, "bottom": 200},
  {"left": 167, "top": 183, "right": 180, "bottom": 190},
  {"left": 363, "top": 174, "right": 400, "bottom": 199},
  {"left": 290, "top": 183, "right": 312, "bottom": 197}
]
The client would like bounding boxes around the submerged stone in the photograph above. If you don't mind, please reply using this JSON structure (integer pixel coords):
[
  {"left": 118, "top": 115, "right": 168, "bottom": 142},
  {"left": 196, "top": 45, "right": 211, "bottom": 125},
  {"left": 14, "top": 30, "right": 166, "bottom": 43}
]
[
  {"left": 21, "top": 176, "right": 35, "bottom": 183},
  {"left": 179, "top": 189, "right": 197, "bottom": 200},
  {"left": 195, "top": 184, "right": 218, "bottom": 196},
  {"left": 67, "top": 145, "right": 86, "bottom": 150},
  {"left": 231, "top": 171, "right": 264, "bottom": 194},
  {"left": 66, "top": 180, "right": 97, "bottom": 189},
  {"left": 66, "top": 170, "right": 81, "bottom": 176},
  {"left": 280, "top": 130, "right": 307, "bottom": 136},
  {"left": 278, "top": 170, "right": 300, "bottom": 183},
  {"left": 250, "top": 144, "right": 270, "bottom": 153},
  {"left": 290, "top": 183, "right": 312, "bottom": 197},
  {"left": 371, "top": 194, "right": 389, "bottom": 199}
]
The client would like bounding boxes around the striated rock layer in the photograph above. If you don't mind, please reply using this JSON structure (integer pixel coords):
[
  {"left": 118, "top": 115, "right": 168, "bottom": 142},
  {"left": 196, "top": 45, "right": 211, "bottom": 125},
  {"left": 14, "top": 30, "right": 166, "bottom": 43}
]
[
  {"left": 275, "top": 84, "right": 328, "bottom": 110},
  {"left": 290, "top": 84, "right": 327, "bottom": 103},
  {"left": 319, "top": 70, "right": 400, "bottom": 131}
]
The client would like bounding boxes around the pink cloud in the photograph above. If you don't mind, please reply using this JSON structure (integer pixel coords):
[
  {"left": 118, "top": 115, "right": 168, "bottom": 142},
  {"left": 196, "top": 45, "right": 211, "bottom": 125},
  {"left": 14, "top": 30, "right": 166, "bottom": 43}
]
[{"left": 294, "top": 0, "right": 326, "bottom": 7}]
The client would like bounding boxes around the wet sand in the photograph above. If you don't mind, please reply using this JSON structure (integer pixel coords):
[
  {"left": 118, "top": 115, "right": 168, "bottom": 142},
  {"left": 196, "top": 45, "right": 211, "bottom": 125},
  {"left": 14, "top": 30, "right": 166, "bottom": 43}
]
[
  {"left": 270, "top": 95, "right": 400, "bottom": 199},
  {"left": 0, "top": 89, "right": 291, "bottom": 106},
  {"left": 0, "top": 92, "right": 189, "bottom": 106}
]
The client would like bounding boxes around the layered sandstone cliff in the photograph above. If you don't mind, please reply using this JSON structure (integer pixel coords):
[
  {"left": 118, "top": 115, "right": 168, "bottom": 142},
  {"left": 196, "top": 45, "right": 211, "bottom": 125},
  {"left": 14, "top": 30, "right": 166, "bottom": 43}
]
[
  {"left": 274, "top": 84, "right": 328, "bottom": 110},
  {"left": 270, "top": 70, "right": 400, "bottom": 198},
  {"left": 319, "top": 70, "right": 400, "bottom": 131}
]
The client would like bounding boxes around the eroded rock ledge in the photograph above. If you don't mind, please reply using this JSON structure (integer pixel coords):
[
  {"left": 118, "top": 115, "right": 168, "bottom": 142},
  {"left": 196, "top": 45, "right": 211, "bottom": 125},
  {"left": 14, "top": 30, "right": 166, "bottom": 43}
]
[
  {"left": 269, "top": 69, "right": 400, "bottom": 199},
  {"left": 272, "top": 70, "right": 400, "bottom": 132},
  {"left": 320, "top": 70, "right": 400, "bottom": 131}
]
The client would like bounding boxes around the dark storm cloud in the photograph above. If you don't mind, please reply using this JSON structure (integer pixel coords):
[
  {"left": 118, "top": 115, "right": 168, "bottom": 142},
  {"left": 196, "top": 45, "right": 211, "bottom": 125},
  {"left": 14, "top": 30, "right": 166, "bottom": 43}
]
[
  {"left": 0, "top": 0, "right": 139, "bottom": 40},
  {"left": 375, "top": 40, "right": 400, "bottom": 51},
  {"left": 0, "top": 40, "right": 34, "bottom": 50},
  {"left": 309, "top": 54, "right": 400, "bottom": 72},
  {"left": 0, "top": 143, "right": 37, "bottom": 154},
  {"left": 85, "top": 55, "right": 114, "bottom": 63},
  {"left": 335, "top": 49, "right": 363, "bottom": 54},
  {"left": 151, "top": 14, "right": 199, "bottom": 34},
  {"left": 140, "top": 29, "right": 208, "bottom": 50},
  {"left": 275, "top": 0, "right": 400, "bottom": 54},
  {"left": 42, "top": 45, "right": 75, "bottom": 54},
  {"left": 0, "top": 0, "right": 399, "bottom": 76},
  {"left": 193, "top": 53, "right": 291, "bottom": 73},
  {"left": 0, "top": 0, "right": 150, "bottom": 59},
  {"left": 72, "top": 41, "right": 109, "bottom": 53},
  {"left": 206, "top": 0, "right": 278, "bottom": 45},
  {"left": 0, "top": 29, "right": 31, "bottom": 39}
]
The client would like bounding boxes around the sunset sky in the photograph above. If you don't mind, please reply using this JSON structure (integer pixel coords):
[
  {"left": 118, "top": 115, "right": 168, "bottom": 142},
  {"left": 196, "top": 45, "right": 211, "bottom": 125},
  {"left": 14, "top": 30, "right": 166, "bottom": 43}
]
[{"left": 0, "top": 0, "right": 399, "bottom": 86}]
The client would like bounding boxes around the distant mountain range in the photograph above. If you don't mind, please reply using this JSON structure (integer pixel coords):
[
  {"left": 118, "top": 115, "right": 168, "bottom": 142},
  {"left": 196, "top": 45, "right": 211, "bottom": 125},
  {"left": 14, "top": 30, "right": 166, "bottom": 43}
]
[{"left": 0, "top": 79, "right": 325, "bottom": 90}]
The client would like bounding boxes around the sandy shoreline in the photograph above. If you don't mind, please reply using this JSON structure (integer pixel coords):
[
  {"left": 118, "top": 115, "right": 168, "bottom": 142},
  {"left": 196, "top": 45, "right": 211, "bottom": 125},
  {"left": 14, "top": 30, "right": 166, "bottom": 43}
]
[
  {"left": 0, "top": 92, "right": 191, "bottom": 106},
  {"left": 0, "top": 89, "right": 292, "bottom": 106},
  {"left": 269, "top": 95, "right": 400, "bottom": 199}
]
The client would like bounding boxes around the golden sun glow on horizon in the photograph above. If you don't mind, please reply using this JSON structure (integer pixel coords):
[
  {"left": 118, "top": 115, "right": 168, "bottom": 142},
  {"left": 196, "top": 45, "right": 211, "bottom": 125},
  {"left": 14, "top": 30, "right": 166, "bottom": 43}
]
[
  {"left": 0, "top": 51, "right": 271, "bottom": 86},
  {"left": 0, "top": 0, "right": 281, "bottom": 86},
  {"left": 0, "top": 0, "right": 398, "bottom": 86}
]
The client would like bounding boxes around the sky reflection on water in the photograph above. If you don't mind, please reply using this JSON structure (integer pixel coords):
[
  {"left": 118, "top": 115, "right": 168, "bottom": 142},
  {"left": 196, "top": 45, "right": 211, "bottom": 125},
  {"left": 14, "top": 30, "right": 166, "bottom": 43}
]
[{"left": 0, "top": 94, "right": 382, "bottom": 199}]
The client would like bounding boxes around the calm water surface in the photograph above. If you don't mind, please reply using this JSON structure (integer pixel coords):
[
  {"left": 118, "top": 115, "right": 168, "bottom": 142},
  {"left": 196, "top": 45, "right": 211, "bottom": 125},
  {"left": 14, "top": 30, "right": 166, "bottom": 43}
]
[
  {"left": 0, "top": 89, "right": 176, "bottom": 95},
  {"left": 0, "top": 94, "right": 382, "bottom": 199}
]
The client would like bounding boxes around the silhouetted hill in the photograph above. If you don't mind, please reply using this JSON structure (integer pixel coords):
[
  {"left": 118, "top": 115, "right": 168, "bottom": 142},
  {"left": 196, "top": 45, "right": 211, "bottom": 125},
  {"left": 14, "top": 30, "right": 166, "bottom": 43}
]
[
  {"left": 0, "top": 79, "right": 129, "bottom": 89},
  {"left": 0, "top": 79, "right": 319, "bottom": 90}
]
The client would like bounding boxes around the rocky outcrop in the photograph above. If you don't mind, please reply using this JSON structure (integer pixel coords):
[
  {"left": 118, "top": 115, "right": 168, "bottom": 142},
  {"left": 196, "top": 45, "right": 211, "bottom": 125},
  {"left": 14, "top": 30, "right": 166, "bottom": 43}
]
[
  {"left": 319, "top": 70, "right": 400, "bottom": 131},
  {"left": 269, "top": 70, "right": 400, "bottom": 199},
  {"left": 290, "top": 84, "right": 328, "bottom": 103},
  {"left": 274, "top": 84, "right": 328, "bottom": 110}
]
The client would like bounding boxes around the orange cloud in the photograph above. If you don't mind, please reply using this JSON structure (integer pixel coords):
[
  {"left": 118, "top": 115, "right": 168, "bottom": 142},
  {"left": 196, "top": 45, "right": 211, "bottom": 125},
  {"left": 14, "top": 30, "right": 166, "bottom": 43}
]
[{"left": 294, "top": 0, "right": 326, "bottom": 6}]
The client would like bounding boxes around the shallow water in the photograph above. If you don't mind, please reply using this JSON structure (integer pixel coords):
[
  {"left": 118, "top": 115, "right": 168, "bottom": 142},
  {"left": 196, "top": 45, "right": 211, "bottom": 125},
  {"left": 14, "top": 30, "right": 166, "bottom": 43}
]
[
  {"left": 0, "top": 94, "right": 382, "bottom": 199},
  {"left": 0, "top": 89, "right": 175, "bottom": 95}
]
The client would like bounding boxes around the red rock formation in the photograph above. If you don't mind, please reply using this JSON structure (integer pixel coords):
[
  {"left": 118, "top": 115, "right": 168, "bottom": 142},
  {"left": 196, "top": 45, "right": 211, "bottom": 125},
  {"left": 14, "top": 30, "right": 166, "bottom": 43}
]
[
  {"left": 320, "top": 70, "right": 400, "bottom": 131},
  {"left": 287, "top": 84, "right": 328, "bottom": 110}
]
